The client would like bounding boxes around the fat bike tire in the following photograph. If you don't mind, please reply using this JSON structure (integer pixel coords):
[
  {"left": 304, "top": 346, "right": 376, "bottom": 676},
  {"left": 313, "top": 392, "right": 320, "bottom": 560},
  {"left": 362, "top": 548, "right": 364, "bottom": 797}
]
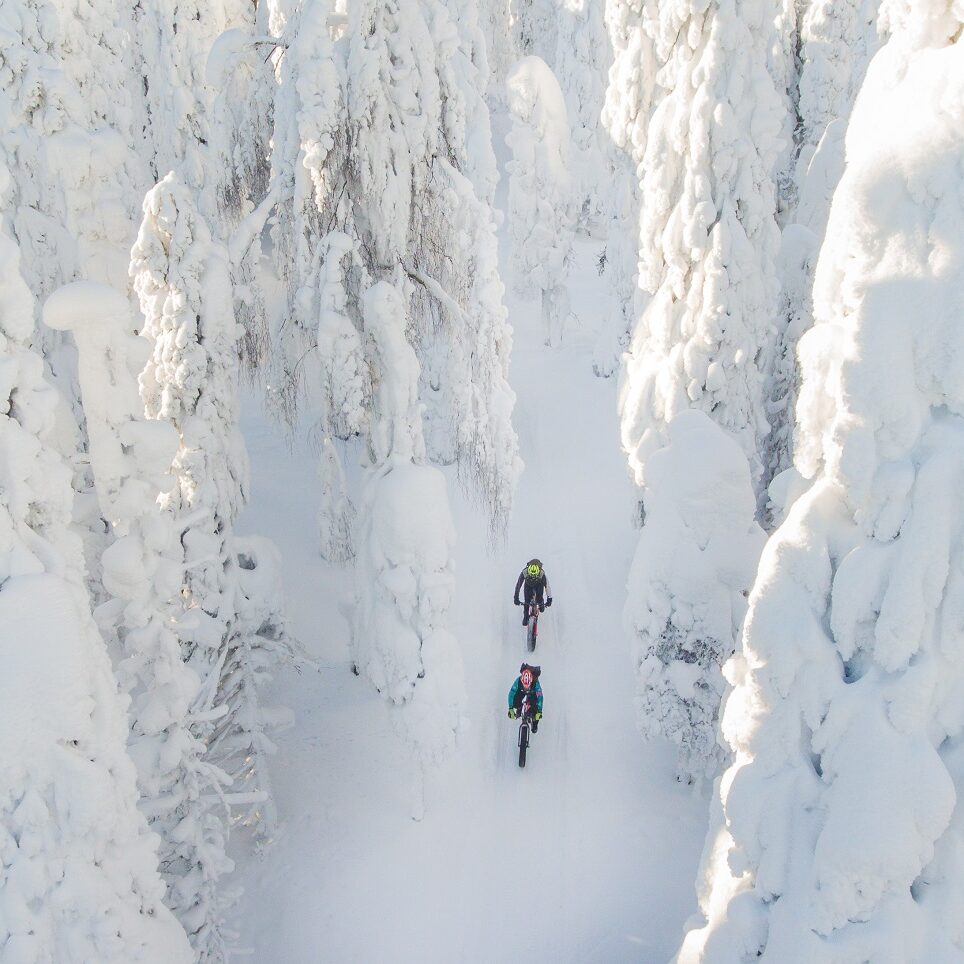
[
  {"left": 526, "top": 616, "right": 537, "bottom": 653},
  {"left": 518, "top": 723, "right": 529, "bottom": 768}
]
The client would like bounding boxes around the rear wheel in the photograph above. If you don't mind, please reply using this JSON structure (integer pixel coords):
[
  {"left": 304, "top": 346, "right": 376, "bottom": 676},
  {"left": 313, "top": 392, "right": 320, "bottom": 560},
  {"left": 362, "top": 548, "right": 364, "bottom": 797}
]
[
  {"left": 518, "top": 722, "right": 529, "bottom": 767},
  {"left": 527, "top": 614, "right": 537, "bottom": 652}
]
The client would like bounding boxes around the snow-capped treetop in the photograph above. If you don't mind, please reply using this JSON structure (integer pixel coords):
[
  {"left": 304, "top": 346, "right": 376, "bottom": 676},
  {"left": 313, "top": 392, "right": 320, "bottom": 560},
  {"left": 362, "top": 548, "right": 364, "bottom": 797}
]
[{"left": 506, "top": 56, "right": 572, "bottom": 189}]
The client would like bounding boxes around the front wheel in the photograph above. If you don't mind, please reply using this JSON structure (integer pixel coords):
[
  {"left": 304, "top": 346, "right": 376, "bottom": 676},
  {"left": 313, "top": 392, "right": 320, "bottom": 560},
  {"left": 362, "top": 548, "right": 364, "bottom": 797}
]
[{"left": 518, "top": 722, "right": 529, "bottom": 767}]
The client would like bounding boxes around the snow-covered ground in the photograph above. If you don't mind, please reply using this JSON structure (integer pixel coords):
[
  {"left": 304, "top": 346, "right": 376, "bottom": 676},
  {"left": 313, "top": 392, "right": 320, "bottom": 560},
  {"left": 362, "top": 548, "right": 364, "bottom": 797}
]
[{"left": 232, "top": 233, "right": 707, "bottom": 961}]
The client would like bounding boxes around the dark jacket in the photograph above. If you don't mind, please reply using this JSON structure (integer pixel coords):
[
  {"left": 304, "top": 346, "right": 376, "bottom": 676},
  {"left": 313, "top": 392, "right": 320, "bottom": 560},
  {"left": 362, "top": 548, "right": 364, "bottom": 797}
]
[{"left": 513, "top": 567, "right": 552, "bottom": 605}]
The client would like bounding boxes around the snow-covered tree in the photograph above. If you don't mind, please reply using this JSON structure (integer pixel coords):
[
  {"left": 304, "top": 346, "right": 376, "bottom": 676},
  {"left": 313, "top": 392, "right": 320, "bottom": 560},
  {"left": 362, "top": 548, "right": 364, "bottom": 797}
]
[
  {"left": 626, "top": 411, "right": 764, "bottom": 785},
  {"left": 131, "top": 171, "right": 289, "bottom": 957},
  {"left": 352, "top": 281, "right": 466, "bottom": 816},
  {"left": 132, "top": 0, "right": 250, "bottom": 184},
  {"left": 553, "top": 0, "right": 613, "bottom": 233},
  {"left": 619, "top": 0, "right": 785, "bottom": 498},
  {"left": 263, "top": 0, "right": 521, "bottom": 528},
  {"left": 205, "top": 16, "right": 276, "bottom": 368},
  {"left": 506, "top": 55, "right": 576, "bottom": 346},
  {"left": 477, "top": 0, "right": 516, "bottom": 103},
  {"left": 594, "top": 0, "right": 659, "bottom": 377},
  {"left": 679, "top": 8, "right": 964, "bottom": 958},
  {"left": 41, "top": 281, "right": 238, "bottom": 951},
  {"left": 762, "top": 0, "right": 884, "bottom": 490},
  {"left": 513, "top": 0, "right": 558, "bottom": 62},
  {"left": 0, "top": 171, "right": 192, "bottom": 964}
]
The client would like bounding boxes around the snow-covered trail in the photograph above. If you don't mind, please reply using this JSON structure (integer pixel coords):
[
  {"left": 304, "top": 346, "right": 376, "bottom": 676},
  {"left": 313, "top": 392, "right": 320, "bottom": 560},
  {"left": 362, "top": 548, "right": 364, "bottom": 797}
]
[{"left": 231, "top": 245, "right": 706, "bottom": 963}]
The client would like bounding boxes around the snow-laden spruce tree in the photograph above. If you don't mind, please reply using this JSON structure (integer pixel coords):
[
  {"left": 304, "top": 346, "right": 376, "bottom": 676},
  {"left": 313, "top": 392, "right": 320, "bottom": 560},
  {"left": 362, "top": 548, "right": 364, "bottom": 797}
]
[
  {"left": 264, "top": 0, "right": 520, "bottom": 529},
  {"left": 626, "top": 411, "right": 764, "bottom": 785},
  {"left": 619, "top": 0, "right": 784, "bottom": 498},
  {"left": 352, "top": 280, "right": 466, "bottom": 817},
  {"left": 762, "top": 0, "right": 885, "bottom": 490},
  {"left": 506, "top": 55, "right": 576, "bottom": 347},
  {"left": 41, "top": 281, "right": 238, "bottom": 952},
  {"left": 678, "top": 9, "right": 964, "bottom": 959},
  {"left": 131, "top": 171, "right": 290, "bottom": 957},
  {"left": 477, "top": 0, "right": 516, "bottom": 102},
  {"left": 595, "top": 0, "right": 659, "bottom": 377},
  {"left": 0, "top": 173, "right": 192, "bottom": 964},
  {"left": 513, "top": 0, "right": 558, "bottom": 62},
  {"left": 204, "top": 9, "right": 276, "bottom": 369},
  {"left": 132, "top": 0, "right": 252, "bottom": 184},
  {"left": 553, "top": 0, "right": 612, "bottom": 233}
]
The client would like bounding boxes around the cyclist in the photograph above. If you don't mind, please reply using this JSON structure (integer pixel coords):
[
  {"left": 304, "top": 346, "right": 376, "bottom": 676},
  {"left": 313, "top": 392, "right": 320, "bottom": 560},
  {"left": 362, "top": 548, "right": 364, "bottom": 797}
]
[
  {"left": 508, "top": 664, "right": 543, "bottom": 733},
  {"left": 513, "top": 558, "right": 553, "bottom": 626}
]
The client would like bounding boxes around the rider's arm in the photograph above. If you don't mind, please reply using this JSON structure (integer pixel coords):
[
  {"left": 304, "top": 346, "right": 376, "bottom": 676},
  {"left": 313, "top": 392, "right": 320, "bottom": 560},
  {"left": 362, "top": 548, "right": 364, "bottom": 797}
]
[
  {"left": 507, "top": 679, "right": 520, "bottom": 708},
  {"left": 534, "top": 681, "right": 544, "bottom": 713},
  {"left": 543, "top": 574, "right": 551, "bottom": 598},
  {"left": 513, "top": 571, "right": 524, "bottom": 604}
]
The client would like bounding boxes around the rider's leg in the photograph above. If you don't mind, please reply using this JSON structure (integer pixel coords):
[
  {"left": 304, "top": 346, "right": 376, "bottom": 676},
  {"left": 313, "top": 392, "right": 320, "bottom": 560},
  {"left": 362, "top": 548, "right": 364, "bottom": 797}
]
[
  {"left": 523, "top": 585, "right": 533, "bottom": 625},
  {"left": 536, "top": 585, "right": 546, "bottom": 612}
]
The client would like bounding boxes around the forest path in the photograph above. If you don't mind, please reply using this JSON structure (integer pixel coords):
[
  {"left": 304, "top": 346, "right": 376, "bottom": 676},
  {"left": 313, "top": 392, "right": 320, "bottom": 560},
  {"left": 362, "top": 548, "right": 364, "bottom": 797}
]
[{"left": 229, "top": 233, "right": 705, "bottom": 964}]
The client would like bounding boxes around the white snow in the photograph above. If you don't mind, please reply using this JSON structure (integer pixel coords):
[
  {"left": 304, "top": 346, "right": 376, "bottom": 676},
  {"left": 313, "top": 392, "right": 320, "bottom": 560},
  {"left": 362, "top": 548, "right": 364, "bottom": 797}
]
[{"left": 228, "top": 221, "right": 706, "bottom": 963}]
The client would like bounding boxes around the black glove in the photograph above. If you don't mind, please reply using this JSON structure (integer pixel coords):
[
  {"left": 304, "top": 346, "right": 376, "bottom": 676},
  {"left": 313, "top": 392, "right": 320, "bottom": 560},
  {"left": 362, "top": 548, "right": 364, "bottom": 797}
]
[
  {"left": 539, "top": 603, "right": 545, "bottom": 612},
  {"left": 514, "top": 599, "right": 521, "bottom": 606},
  {"left": 546, "top": 597, "right": 553, "bottom": 607}
]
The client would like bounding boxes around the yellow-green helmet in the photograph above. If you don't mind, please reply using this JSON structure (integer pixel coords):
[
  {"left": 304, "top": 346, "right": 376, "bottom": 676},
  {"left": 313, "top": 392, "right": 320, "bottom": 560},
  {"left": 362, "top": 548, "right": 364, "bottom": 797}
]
[{"left": 527, "top": 561, "right": 542, "bottom": 577}]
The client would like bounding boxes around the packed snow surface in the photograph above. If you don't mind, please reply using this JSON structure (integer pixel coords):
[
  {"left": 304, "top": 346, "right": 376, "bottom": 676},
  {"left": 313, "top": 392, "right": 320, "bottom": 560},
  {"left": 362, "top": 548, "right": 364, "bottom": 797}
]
[{"left": 231, "top": 236, "right": 707, "bottom": 961}]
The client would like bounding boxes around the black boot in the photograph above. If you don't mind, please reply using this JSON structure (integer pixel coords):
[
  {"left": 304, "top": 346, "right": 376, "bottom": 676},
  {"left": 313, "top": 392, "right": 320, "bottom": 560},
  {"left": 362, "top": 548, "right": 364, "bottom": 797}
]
[
  {"left": 522, "top": 612, "right": 529, "bottom": 626},
  {"left": 532, "top": 719, "right": 539, "bottom": 734}
]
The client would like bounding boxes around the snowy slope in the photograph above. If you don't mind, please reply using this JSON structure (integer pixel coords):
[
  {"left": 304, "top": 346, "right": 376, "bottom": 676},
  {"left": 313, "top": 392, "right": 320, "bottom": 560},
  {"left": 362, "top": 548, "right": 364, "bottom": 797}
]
[{"left": 231, "top": 230, "right": 707, "bottom": 961}]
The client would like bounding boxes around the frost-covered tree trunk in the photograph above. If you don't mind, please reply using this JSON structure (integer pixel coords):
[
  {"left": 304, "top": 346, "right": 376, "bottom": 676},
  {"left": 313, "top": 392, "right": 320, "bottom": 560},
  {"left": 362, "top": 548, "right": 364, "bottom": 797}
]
[
  {"left": 619, "top": 0, "right": 784, "bottom": 500},
  {"left": 506, "top": 55, "right": 576, "bottom": 347},
  {"left": 679, "top": 8, "right": 964, "bottom": 958},
  {"left": 626, "top": 412, "right": 764, "bottom": 785},
  {"left": 131, "top": 171, "right": 289, "bottom": 958},
  {"left": 0, "top": 173, "right": 192, "bottom": 964},
  {"left": 352, "top": 281, "right": 466, "bottom": 812}
]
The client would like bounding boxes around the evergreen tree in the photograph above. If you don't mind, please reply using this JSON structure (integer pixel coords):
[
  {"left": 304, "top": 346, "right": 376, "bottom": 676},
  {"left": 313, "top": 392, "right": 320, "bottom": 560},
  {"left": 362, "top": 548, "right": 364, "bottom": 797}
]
[
  {"left": 351, "top": 281, "right": 466, "bottom": 816},
  {"left": 505, "top": 55, "right": 577, "bottom": 347},
  {"left": 626, "top": 412, "right": 764, "bottom": 785},
  {"left": 131, "top": 171, "right": 289, "bottom": 958},
  {"left": 264, "top": 0, "right": 521, "bottom": 530},
  {"left": 0, "top": 171, "right": 192, "bottom": 964},
  {"left": 679, "top": 7, "right": 964, "bottom": 956},
  {"left": 620, "top": 0, "right": 785, "bottom": 498},
  {"left": 42, "top": 280, "right": 233, "bottom": 952}
]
